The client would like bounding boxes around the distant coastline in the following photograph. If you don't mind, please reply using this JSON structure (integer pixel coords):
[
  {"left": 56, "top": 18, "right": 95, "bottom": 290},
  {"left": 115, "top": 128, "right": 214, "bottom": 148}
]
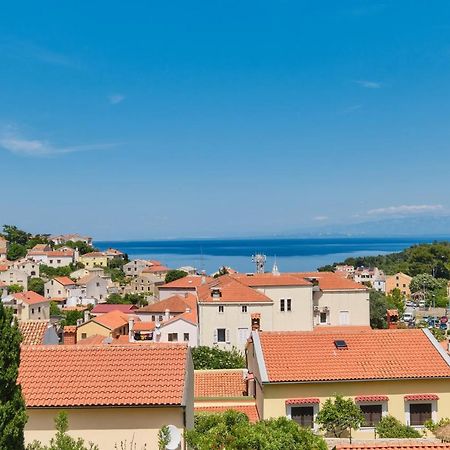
[{"left": 95, "top": 236, "right": 446, "bottom": 274}]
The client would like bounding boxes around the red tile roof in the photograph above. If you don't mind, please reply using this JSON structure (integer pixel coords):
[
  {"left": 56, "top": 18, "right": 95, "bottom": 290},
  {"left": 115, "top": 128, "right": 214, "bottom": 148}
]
[
  {"left": 132, "top": 321, "right": 156, "bottom": 332},
  {"left": 142, "top": 265, "right": 170, "bottom": 273},
  {"left": 54, "top": 276, "right": 76, "bottom": 286},
  {"left": 19, "top": 321, "right": 51, "bottom": 345},
  {"left": 159, "top": 275, "right": 212, "bottom": 289},
  {"left": 47, "top": 250, "right": 74, "bottom": 257},
  {"left": 294, "top": 272, "right": 367, "bottom": 291},
  {"left": 138, "top": 294, "right": 196, "bottom": 314},
  {"left": 81, "top": 252, "right": 106, "bottom": 258},
  {"left": 355, "top": 395, "right": 389, "bottom": 402},
  {"left": 404, "top": 394, "right": 439, "bottom": 401},
  {"left": 13, "top": 291, "right": 48, "bottom": 305},
  {"left": 195, "top": 369, "right": 247, "bottom": 398},
  {"left": 195, "top": 405, "right": 259, "bottom": 422},
  {"left": 256, "top": 329, "right": 450, "bottom": 383},
  {"left": 334, "top": 444, "right": 450, "bottom": 450},
  {"left": 90, "top": 310, "right": 130, "bottom": 331},
  {"left": 91, "top": 304, "right": 138, "bottom": 314},
  {"left": 285, "top": 398, "right": 320, "bottom": 404},
  {"left": 232, "top": 273, "right": 312, "bottom": 287},
  {"left": 19, "top": 344, "right": 189, "bottom": 407},
  {"left": 197, "top": 276, "right": 272, "bottom": 303}
]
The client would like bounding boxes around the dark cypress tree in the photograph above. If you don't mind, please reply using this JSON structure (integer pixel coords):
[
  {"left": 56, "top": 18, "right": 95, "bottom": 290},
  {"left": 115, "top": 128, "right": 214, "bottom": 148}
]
[{"left": 0, "top": 302, "right": 27, "bottom": 449}]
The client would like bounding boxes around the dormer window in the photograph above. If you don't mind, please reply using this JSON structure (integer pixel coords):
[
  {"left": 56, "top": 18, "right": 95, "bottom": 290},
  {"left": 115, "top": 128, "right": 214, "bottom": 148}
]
[{"left": 211, "top": 288, "right": 222, "bottom": 299}]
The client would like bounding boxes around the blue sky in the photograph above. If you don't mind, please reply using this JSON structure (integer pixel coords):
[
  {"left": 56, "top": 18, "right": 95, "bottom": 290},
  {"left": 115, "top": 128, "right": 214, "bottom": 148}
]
[{"left": 2, "top": 1, "right": 450, "bottom": 239}]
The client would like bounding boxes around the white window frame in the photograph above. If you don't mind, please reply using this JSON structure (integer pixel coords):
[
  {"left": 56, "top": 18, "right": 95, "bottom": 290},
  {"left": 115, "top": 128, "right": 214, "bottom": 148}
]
[
  {"left": 357, "top": 401, "right": 388, "bottom": 430},
  {"left": 405, "top": 400, "right": 437, "bottom": 428},
  {"left": 286, "top": 403, "right": 319, "bottom": 431}
]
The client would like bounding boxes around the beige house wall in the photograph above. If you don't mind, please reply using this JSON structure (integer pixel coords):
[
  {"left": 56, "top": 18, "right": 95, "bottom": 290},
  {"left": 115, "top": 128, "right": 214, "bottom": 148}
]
[
  {"left": 76, "top": 321, "right": 115, "bottom": 341},
  {"left": 385, "top": 273, "right": 412, "bottom": 297},
  {"left": 313, "top": 290, "right": 370, "bottom": 327},
  {"left": 0, "top": 268, "right": 28, "bottom": 290},
  {"left": 260, "top": 378, "right": 450, "bottom": 439},
  {"left": 25, "top": 407, "right": 186, "bottom": 450},
  {"left": 253, "top": 285, "right": 314, "bottom": 331},
  {"left": 198, "top": 302, "right": 273, "bottom": 351}
]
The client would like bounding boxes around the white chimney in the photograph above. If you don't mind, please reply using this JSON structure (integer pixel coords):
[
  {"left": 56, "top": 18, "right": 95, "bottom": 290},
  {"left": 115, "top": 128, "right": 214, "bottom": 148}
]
[
  {"left": 128, "top": 318, "right": 135, "bottom": 342},
  {"left": 83, "top": 309, "right": 90, "bottom": 323},
  {"left": 164, "top": 308, "right": 170, "bottom": 321},
  {"left": 185, "top": 307, "right": 191, "bottom": 313}
]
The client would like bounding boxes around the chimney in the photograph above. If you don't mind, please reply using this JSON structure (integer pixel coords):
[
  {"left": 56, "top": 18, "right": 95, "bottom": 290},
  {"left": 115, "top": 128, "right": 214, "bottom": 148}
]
[
  {"left": 386, "top": 309, "right": 399, "bottom": 329},
  {"left": 63, "top": 326, "right": 77, "bottom": 345},
  {"left": 128, "top": 318, "right": 134, "bottom": 342},
  {"left": 185, "top": 307, "right": 191, "bottom": 313},
  {"left": 83, "top": 309, "right": 90, "bottom": 323},
  {"left": 251, "top": 313, "right": 261, "bottom": 332},
  {"left": 164, "top": 308, "right": 170, "bottom": 321}
]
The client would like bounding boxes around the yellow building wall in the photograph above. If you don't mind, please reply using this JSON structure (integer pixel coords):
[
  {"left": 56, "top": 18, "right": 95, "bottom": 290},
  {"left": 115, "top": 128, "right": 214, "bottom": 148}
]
[
  {"left": 25, "top": 407, "right": 185, "bottom": 450},
  {"left": 385, "top": 273, "right": 412, "bottom": 297},
  {"left": 261, "top": 378, "right": 450, "bottom": 439},
  {"left": 76, "top": 321, "right": 110, "bottom": 342},
  {"left": 79, "top": 256, "right": 108, "bottom": 269}
]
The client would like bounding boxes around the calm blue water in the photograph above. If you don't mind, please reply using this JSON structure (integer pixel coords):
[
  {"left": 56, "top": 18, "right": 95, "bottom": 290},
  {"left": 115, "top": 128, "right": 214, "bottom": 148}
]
[{"left": 96, "top": 237, "right": 440, "bottom": 274}]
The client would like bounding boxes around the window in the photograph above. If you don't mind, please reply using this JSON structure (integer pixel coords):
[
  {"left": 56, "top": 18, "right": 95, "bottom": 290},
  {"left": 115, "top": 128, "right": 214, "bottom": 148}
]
[
  {"left": 168, "top": 333, "right": 178, "bottom": 342},
  {"left": 57, "top": 259, "right": 61, "bottom": 264},
  {"left": 280, "top": 299, "right": 285, "bottom": 312},
  {"left": 38, "top": 307, "right": 41, "bottom": 313},
  {"left": 184, "top": 333, "right": 189, "bottom": 342},
  {"left": 291, "top": 406, "right": 314, "bottom": 428},
  {"left": 241, "top": 305, "right": 248, "bottom": 313},
  {"left": 217, "top": 328, "right": 226, "bottom": 342},
  {"left": 339, "top": 310, "right": 350, "bottom": 325},
  {"left": 31, "top": 308, "right": 35, "bottom": 314},
  {"left": 159, "top": 315, "right": 163, "bottom": 322},
  {"left": 360, "top": 404, "right": 382, "bottom": 427},
  {"left": 287, "top": 299, "right": 292, "bottom": 311},
  {"left": 81, "top": 333, "right": 87, "bottom": 339},
  {"left": 151, "top": 315, "right": 155, "bottom": 321},
  {"left": 218, "top": 305, "right": 224, "bottom": 313},
  {"left": 320, "top": 312, "right": 327, "bottom": 324},
  {"left": 409, "top": 403, "right": 432, "bottom": 426}
]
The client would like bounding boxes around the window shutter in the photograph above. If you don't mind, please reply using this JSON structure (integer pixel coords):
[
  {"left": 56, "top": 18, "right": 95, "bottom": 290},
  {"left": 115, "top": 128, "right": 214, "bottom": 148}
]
[
  {"left": 213, "top": 329, "right": 218, "bottom": 343},
  {"left": 226, "top": 329, "right": 230, "bottom": 343}
]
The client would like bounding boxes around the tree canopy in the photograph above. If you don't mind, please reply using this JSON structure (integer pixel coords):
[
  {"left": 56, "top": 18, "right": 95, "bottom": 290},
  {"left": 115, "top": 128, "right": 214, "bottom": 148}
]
[
  {"left": 28, "top": 278, "right": 45, "bottom": 296},
  {"left": 316, "top": 395, "right": 365, "bottom": 438},
  {"left": 0, "top": 302, "right": 27, "bottom": 449},
  {"left": 375, "top": 415, "right": 421, "bottom": 438},
  {"left": 165, "top": 269, "right": 188, "bottom": 284},
  {"left": 192, "top": 346, "right": 246, "bottom": 370},
  {"left": 186, "top": 410, "right": 327, "bottom": 450}
]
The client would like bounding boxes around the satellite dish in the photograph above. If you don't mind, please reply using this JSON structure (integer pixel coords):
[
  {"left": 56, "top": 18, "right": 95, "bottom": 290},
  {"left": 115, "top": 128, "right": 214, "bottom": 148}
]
[{"left": 165, "top": 424, "right": 181, "bottom": 450}]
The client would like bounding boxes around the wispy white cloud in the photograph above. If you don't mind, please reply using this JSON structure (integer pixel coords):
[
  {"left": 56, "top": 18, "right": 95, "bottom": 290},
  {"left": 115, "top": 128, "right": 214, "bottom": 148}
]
[
  {"left": 0, "top": 127, "right": 116, "bottom": 157},
  {"left": 355, "top": 80, "right": 382, "bottom": 89},
  {"left": 313, "top": 216, "right": 329, "bottom": 221},
  {"left": 367, "top": 204, "right": 444, "bottom": 216},
  {"left": 108, "top": 94, "right": 126, "bottom": 105},
  {"left": 340, "top": 104, "right": 362, "bottom": 115},
  {"left": 0, "top": 39, "right": 82, "bottom": 69}
]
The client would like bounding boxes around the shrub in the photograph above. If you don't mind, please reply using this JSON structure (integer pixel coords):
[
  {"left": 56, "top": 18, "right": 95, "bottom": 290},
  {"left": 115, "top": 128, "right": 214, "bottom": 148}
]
[
  {"left": 191, "top": 346, "right": 245, "bottom": 370},
  {"left": 376, "top": 415, "right": 422, "bottom": 438}
]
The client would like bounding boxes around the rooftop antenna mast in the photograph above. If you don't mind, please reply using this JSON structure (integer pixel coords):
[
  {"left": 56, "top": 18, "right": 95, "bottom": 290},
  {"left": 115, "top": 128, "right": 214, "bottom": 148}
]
[{"left": 252, "top": 253, "right": 266, "bottom": 274}]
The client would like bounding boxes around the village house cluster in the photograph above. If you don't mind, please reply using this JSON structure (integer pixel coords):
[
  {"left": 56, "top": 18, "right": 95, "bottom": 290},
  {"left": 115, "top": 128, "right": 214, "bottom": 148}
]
[{"left": 2, "top": 233, "right": 450, "bottom": 449}]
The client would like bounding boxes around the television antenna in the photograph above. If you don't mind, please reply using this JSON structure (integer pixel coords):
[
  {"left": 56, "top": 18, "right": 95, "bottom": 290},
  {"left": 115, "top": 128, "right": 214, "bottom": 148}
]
[{"left": 252, "top": 253, "right": 266, "bottom": 273}]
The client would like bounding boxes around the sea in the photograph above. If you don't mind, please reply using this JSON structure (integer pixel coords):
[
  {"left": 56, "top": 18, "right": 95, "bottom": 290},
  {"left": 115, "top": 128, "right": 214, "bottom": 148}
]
[{"left": 95, "top": 236, "right": 443, "bottom": 274}]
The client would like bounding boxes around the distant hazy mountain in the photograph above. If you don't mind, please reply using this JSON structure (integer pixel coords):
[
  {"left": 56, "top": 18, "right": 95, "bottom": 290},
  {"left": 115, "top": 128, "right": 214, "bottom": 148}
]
[{"left": 289, "top": 215, "right": 450, "bottom": 238}]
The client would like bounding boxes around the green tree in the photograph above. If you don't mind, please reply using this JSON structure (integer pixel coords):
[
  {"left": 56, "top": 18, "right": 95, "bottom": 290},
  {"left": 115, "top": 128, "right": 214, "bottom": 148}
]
[
  {"left": 375, "top": 415, "right": 421, "bottom": 438},
  {"left": 60, "top": 310, "right": 84, "bottom": 327},
  {"left": 0, "top": 302, "right": 27, "bottom": 450},
  {"left": 28, "top": 278, "right": 45, "bottom": 296},
  {"left": 191, "top": 346, "right": 246, "bottom": 370},
  {"left": 2, "top": 225, "right": 30, "bottom": 246},
  {"left": 316, "top": 395, "right": 365, "bottom": 438},
  {"left": 386, "top": 288, "right": 405, "bottom": 317},
  {"left": 165, "top": 270, "right": 188, "bottom": 284},
  {"left": 50, "top": 302, "right": 61, "bottom": 317},
  {"left": 7, "top": 242, "right": 27, "bottom": 261},
  {"left": 107, "top": 258, "right": 125, "bottom": 270},
  {"left": 158, "top": 425, "right": 170, "bottom": 450},
  {"left": 186, "top": 411, "right": 327, "bottom": 450},
  {"left": 26, "top": 411, "right": 99, "bottom": 450},
  {"left": 39, "top": 264, "right": 74, "bottom": 278},
  {"left": 8, "top": 284, "right": 24, "bottom": 294},
  {"left": 55, "top": 241, "right": 97, "bottom": 255},
  {"left": 369, "top": 290, "right": 388, "bottom": 329}
]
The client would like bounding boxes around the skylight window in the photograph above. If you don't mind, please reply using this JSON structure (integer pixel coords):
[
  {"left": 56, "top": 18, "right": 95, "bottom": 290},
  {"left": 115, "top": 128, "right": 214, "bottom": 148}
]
[{"left": 334, "top": 340, "right": 348, "bottom": 349}]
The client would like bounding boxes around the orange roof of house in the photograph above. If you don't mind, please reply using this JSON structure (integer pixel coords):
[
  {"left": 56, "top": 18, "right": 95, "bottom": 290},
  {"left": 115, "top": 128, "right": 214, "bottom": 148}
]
[
  {"left": 54, "top": 276, "right": 76, "bottom": 286},
  {"left": 195, "top": 405, "right": 259, "bottom": 422},
  {"left": 13, "top": 291, "right": 48, "bottom": 305},
  {"left": 77, "top": 334, "right": 108, "bottom": 345},
  {"left": 19, "top": 344, "right": 189, "bottom": 407},
  {"left": 19, "top": 321, "right": 51, "bottom": 345},
  {"left": 232, "top": 273, "right": 312, "bottom": 287},
  {"left": 197, "top": 276, "right": 272, "bottom": 303},
  {"left": 255, "top": 329, "right": 450, "bottom": 383},
  {"left": 142, "top": 265, "right": 170, "bottom": 273},
  {"left": 91, "top": 304, "right": 138, "bottom": 314},
  {"left": 195, "top": 369, "right": 247, "bottom": 397},
  {"left": 47, "top": 250, "right": 74, "bottom": 257},
  {"left": 90, "top": 310, "right": 130, "bottom": 330},
  {"left": 138, "top": 294, "right": 196, "bottom": 314},
  {"left": 81, "top": 252, "right": 105, "bottom": 258},
  {"left": 294, "top": 272, "right": 367, "bottom": 291},
  {"left": 133, "top": 321, "right": 156, "bottom": 332},
  {"left": 159, "top": 275, "right": 212, "bottom": 289},
  {"left": 334, "top": 444, "right": 450, "bottom": 450}
]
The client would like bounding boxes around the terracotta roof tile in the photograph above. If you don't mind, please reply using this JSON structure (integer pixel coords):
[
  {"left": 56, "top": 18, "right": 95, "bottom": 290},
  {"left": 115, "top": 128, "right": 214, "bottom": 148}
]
[
  {"left": 13, "top": 291, "right": 48, "bottom": 305},
  {"left": 355, "top": 395, "right": 389, "bottom": 402},
  {"left": 232, "top": 273, "right": 312, "bottom": 287},
  {"left": 285, "top": 397, "right": 320, "bottom": 404},
  {"left": 19, "top": 321, "right": 51, "bottom": 345},
  {"left": 91, "top": 304, "right": 138, "bottom": 314},
  {"left": 294, "top": 272, "right": 367, "bottom": 291},
  {"left": 257, "top": 329, "right": 450, "bottom": 383},
  {"left": 195, "top": 405, "right": 259, "bottom": 422},
  {"left": 19, "top": 344, "right": 189, "bottom": 407},
  {"left": 90, "top": 310, "right": 130, "bottom": 330},
  {"left": 142, "top": 265, "right": 170, "bottom": 273},
  {"left": 197, "top": 276, "right": 271, "bottom": 303},
  {"left": 159, "top": 275, "right": 213, "bottom": 289},
  {"left": 404, "top": 394, "right": 439, "bottom": 401},
  {"left": 138, "top": 294, "right": 196, "bottom": 314},
  {"left": 195, "top": 369, "right": 247, "bottom": 397},
  {"left": 53, "top": 276, "right": 76, "bottom": 286},
  {"left": 81, "top": 252, "right": 105, "bottom": 258}
]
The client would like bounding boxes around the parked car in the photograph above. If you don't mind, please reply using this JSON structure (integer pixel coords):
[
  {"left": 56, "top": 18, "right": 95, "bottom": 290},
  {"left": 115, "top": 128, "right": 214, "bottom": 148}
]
[
  {"left": 418, "top": 300, "right": 426, "bottom": 308},
  {"left": 439, "top": 322, "right": 448, "bottom": 331},
  {"left": 403, "top": 312, "right": 415, "bottom": 322}
]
